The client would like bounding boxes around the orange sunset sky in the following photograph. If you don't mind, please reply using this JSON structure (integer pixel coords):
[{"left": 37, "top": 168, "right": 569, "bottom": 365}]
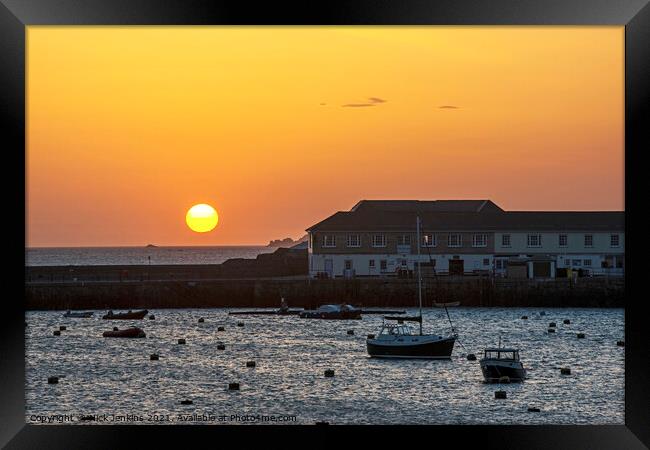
[{"left": 26, "top": 27, "right": 624, "bottom": 247}]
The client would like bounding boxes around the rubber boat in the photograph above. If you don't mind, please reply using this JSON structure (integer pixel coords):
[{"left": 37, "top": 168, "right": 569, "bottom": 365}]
[
  {"left": 102, "top": 327, "right": 146, "bottom": 338},
  {"left": 102, "top": 309, "right": 149, "bottom": 320}
]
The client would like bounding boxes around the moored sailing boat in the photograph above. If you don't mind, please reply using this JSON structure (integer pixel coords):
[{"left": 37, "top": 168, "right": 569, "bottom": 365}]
[{"left": 366, "top": 216, "right": 457, "bottom": 359}]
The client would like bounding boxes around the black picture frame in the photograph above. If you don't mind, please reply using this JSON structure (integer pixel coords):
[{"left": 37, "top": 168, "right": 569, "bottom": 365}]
[{"left": 2, "top": 0, "right": 648, "bottom": 448}]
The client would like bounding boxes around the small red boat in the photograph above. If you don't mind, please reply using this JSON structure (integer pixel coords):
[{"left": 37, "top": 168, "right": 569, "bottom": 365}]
[
  {"left": 102, "top": 327, "right": 146, "bottom": 338},
  {"left": 102, "top": 309, "right": 149, "bottom": 320}
]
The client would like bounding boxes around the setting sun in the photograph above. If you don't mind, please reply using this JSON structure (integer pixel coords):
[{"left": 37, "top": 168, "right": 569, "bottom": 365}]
[{"left": 186, "top": 204, "right": 219, "bottom": 233}]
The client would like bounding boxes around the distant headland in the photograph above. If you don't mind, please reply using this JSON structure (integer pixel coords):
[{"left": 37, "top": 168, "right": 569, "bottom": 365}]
[{"left": 267, "top": 234, "right": 308, "bottom": 247}]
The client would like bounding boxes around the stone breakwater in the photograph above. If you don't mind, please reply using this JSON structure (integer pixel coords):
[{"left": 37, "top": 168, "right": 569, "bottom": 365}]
[{"left": 26, "top": 275, "right": 624, "bottom": 310}]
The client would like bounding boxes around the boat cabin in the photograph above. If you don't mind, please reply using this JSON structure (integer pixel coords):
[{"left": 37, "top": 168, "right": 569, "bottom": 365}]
[
  {"left": 378, "top": 323, "right": 414, "bottom": 336},
  {"left": 483, "top": 348, "right": 520, "bottom": 361}
]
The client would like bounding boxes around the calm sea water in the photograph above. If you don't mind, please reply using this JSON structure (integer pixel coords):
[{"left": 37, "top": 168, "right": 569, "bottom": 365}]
[
  {"left": 26, "top": 246, "right": 276, "bottom": 266},
  {"left": 25, "top": 307, "right": 624, "bottom": 425}
]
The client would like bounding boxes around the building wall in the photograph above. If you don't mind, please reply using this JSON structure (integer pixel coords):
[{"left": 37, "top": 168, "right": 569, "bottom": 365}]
[
  {"left": 494, "top": 232, "right": 624, "bottom": 254},
  {"left": 309, "top": 231, "right": 494, "bottom": 255},
  {"left": 308, "top": 231, "right": 624, "bottom": 278}
]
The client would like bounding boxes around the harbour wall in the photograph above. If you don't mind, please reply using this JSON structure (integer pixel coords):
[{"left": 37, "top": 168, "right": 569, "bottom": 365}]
[{"left": 26, "top": 276, "right": 625, "bottom": 310}]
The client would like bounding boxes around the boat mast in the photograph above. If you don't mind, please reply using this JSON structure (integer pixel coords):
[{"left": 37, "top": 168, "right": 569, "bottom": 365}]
[{"left": 416, "top": 215, "right": 423, "bottom": 335}]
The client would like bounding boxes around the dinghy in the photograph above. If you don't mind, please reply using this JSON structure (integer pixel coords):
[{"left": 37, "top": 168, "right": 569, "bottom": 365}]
[
  {"left": 102, "top": 327, "right": 146, "bottom": 338},
  {"left": 102, "top": 309, "right": 148, "bottom": 320}
]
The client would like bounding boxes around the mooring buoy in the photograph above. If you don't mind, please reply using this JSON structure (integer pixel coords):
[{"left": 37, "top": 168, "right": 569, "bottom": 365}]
[
  {"left": 246, "top": 361, "right": 256, "bottom": 368},
  {"left": 528, "top": 407, "right": 540, "bottom": 412},
  {"left": 577, "top": 333, "right": 585, "bottom": 339},
  {"left": 150, "top": 353, "right": 159, "bottom": 361},
  {"left": 495, "top": 390, "right": 507, "bottom": 399},
  {"left": 178, "top": 338, "right": 186, "bottom": 345},
  {"left": 540, "top": 311, "right": 546, "bottom": 316},
  {"left": 198, "top": 318, "right": 204, "bottom": 323},
  {"left": 560, "top": 368, "right": 571, "bottom": 375},
  {"left": 467, "top": 354, "right": 477, "bottom": 361},
  {"left": 53, "top": 330, "right": 61, "bottom": 336},
  {"left": 48, "top": 376, "right": 59, "bottom": 384},
  {"left": 228, "top": 382, "right": 240, "bottom": 391},
  {"left": 521, "top": 315, "right": 528, "bottom": 320},
  {"left": 549, "top": 322, "right": 556, "bottom": 328},
  {"left": 217, "top": 326, "right": 225, "bottom": 331},
  {"left": 180, "top": 400, "right": 193, "bottom": 405},
  {"left": 548, "top": 328, "right": 555, "bottom": 333},
  {"left": 617, "top": 340, "right": 625, "bottom": 347},
  {"left": 367, "top": 334, "right": 375, "bottom": 339},
  {"left": 237, "top": 322, "right": 244, "bottom": 327},
  {"left": 149, "top": 315, "right": 155, "bottom": 320},
  {"left": 217, "top": 343, "right": 225, "bottom": 350},
  {"left": 59, "top": 326, "right": 66, "bottom": 331},
  {"left": 347, "top": 330, "right": 354, "bottom": 335},
  {"left": 324, "top": 369, "right": 335, "bottom": 377},
  {"left": 563, "top": 319, "right": 570, "bottom": 324}
]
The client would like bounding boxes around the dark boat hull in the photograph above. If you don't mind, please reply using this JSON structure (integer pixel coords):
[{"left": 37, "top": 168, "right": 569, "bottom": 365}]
[
  {"left": 480, "top": 362, "right": 527, "bottom": 382},
  {"left": 102, "top": 327, "right": 146, "bottom": 338},
  {"left": 367, "top": 337, "right": 455, "bottom": 359},
  {"left": 102, "top": 310, "right": 148, "bottom": 320},
  {"left": 63, "top": 312, "right": 94, "bottom": 318}
]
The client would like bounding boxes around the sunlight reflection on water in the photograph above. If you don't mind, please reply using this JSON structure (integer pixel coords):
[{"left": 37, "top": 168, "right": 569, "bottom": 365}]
[{"left": 26, "top": 307, "right": 624, "bottom": 425}]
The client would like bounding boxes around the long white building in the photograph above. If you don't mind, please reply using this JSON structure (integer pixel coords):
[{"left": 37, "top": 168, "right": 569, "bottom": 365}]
[{"left": 305, "top": 200, "right": 624, "bottom": 279}]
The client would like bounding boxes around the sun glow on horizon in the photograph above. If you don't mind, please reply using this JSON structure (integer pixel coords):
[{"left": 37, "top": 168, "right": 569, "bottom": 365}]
[{"left": 26, "top": 26, "right": 624, "bottom": 247}]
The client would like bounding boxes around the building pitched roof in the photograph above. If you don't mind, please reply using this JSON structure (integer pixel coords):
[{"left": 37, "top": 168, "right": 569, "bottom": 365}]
[
  {"left": 306, "top": 200, "right": 624, "bottom": 232},
  {"left": 350, "top": 199, "right": 503, "bottom": 213}
]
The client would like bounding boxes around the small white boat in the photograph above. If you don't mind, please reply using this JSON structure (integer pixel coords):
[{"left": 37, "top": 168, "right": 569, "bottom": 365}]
[
  {"left": 63, "top": 310, "right": 94, "bottom": 318},
  {"left": 299, "top": 304, "right": 362, "bottom": 320}
]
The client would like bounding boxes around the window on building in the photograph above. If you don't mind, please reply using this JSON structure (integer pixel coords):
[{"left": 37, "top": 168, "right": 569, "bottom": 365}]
[
  {"left": 616, "top": 259, "right": 623, "bottom": 268},
  {"left": 496, "top": 260, "right": 502, "bottom": 269},
  {"left": 397, "top": 235, "right": 411, "bottom": 245},
  {"left": 527, "top": 234, "right": 542, "bottom": 247},
  {"left": 610, "top": 234, "right": 620, "bottom": 247},
  {"left": 322, "top": 235, "right": 336, "bottom": 248},
  {"left": 380, "top": 260, "right": 387, "bottom": 271},
  {"left": 502, "top": 234, "right": 511, "bottom": 247},
  {"left": 565, "top": 258, "right": 572, "bottom": 267},
  {"left": 344, "top": 260, "right": 352, "bottom": 270},
  {"left": 421, "top": 233, "right": 436, "bottom": 247},
  {"left": 573, "top": 259, "right": 582, "bottom": 266},
  {"left": 400, "top": 259, "right": 407, "bottom": 266},
  {"left": 448, "top": 234, "right": 462, "bottom": 247},
  {"left": 559, "top": 234, "right": 568, "bottom": 247},
  {"left": 369, "top": 259, "right": 375, "bottom": 268},
  {"left": 372, "top": 234, "right": 386, "bottom": 248},
  {"left": 483, "top": 258, "right": 490, "bottom": 266},
  {"left": 583, "top": 259, "right": 591, "bottom": 266},
  {"left": 584, "top": 234, "right": 593, "bottom": 247},
  {"left": 473, "top": 234, "right": 488, "bottom": 247},
  {"left": 346, "top": 234, "right": 360, "bottom": 248}
]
